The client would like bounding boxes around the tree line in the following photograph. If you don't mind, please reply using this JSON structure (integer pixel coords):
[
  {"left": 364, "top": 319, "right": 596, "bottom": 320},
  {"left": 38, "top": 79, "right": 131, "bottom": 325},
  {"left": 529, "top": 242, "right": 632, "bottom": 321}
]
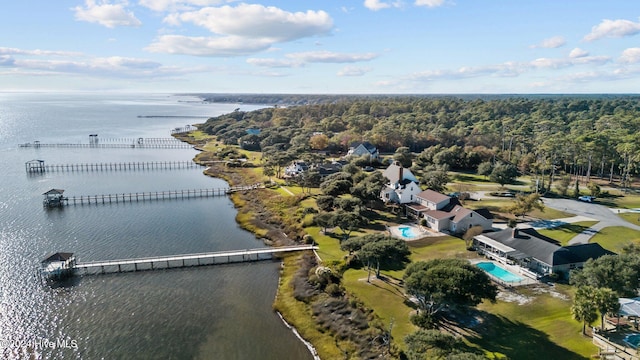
[{"left": 200, "top": 96, "right": 640, "bottom": 189}]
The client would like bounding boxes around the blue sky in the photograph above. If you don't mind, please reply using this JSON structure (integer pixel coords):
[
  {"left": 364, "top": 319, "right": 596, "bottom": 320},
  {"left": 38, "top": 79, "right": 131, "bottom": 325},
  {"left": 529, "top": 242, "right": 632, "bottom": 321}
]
[{"left": 1, "top": 0, "right": 640, "bottom": 93}]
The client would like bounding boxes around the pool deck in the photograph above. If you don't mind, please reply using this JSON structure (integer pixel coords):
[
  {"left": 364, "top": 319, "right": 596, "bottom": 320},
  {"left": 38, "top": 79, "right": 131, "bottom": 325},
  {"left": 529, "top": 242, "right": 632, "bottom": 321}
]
[
  {"left": 387, "top": 223, "right": 443, "bottom": 241},
  {"left": 469, "top": 258, "right": 538, "bottom": 287}
]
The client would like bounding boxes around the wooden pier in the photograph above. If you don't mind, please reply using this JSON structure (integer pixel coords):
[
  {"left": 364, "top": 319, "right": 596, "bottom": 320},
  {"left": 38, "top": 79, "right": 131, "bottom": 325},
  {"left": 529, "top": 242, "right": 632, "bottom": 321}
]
[
  {"left": 26, "top": 160, "right": 201, "bottom": 173},
  {"left": 43, "top": 184, "right": 261, "bottom": 207},
  {"left": 73, "top": 245, "right": 318, "bottom": 275},
  {"left": 19, "top": 142, "right": 193, "bottom": 149}
]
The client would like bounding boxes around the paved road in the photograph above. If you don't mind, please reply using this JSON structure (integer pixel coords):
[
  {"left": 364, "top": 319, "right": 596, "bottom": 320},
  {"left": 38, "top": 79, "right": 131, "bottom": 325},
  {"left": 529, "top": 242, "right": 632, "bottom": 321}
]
[{"left": 541, "top": 198, "right": 640, "bottom": 244}]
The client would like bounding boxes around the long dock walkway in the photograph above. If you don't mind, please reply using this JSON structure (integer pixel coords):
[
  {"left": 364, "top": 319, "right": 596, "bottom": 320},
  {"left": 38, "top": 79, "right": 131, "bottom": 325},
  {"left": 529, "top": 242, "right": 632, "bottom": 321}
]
[
  {"left": 74, "top": 245, "right": 318, "bottom": 274},
  {"left": 51, "top": 184, "right": 260, "bottom": 206},
  {"left": 27, "top": 160, "right": 201, "bottom": 173},
  {"left": 19, "top": 142, "right": 193, "bottom": 149}
]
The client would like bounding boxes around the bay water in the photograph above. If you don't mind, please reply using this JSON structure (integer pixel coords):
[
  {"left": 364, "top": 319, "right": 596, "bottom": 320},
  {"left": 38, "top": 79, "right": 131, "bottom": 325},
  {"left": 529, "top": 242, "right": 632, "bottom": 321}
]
[{"left": 0, "top": 93, "right": 313, "bottom": 359}]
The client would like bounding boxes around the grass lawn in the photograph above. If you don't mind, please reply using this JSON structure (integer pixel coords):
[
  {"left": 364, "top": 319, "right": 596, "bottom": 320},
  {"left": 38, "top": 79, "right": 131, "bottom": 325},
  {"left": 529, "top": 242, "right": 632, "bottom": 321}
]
[
  {"left": 537, "top": 221, "right": 599, "bottom": 246},
  {"left": 620, "top": 212, "right": 640, "bottom": 226},
  {"left": 474, "top": 285, "right": 593, "bottom": 359},
  {"left": 336, "top": 235, "right": 595, "bottom": 359},
  {"left": 591, "top": 226, "right": 640, "bottom": 253}
]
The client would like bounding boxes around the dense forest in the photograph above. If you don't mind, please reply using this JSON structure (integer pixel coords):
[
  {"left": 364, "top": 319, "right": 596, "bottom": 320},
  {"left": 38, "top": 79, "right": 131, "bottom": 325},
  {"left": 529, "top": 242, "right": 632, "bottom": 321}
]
[{"left": 199, "top": 96, "right": 640, "bottom": 189}]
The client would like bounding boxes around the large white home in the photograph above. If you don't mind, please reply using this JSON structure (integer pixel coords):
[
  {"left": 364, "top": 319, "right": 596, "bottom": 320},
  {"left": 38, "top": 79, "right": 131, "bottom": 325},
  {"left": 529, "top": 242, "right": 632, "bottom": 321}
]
[
  {"left": 347, "top": 142, "right": 379, "bottom": 160},
  {"left": 405, "top": 189, "right": 493, "bottom": 234},
  {"left": 284, "top": 160, "right": 309, "bottom": 177},
  {"left": 380, "top": 162, "right": 421, "bottom": 204},
  {"left": 473, "top": 227, "right": 614, "bottom": 279}
]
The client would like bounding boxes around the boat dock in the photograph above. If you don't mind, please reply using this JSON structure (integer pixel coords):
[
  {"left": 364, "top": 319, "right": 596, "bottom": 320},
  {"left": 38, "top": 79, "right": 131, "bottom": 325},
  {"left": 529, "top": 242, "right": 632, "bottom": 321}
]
[
  {"left": 43, "top": 185, "right": 261, "bottom": 207},
  {"left": 19, "top": 142, "right": 193, "bottom": 149},
  {"left": 71, "top": 245, "right": 318, "bottom": 275},
  {"left": 26, "top": 160, "right": 201, "bottom": 173}
]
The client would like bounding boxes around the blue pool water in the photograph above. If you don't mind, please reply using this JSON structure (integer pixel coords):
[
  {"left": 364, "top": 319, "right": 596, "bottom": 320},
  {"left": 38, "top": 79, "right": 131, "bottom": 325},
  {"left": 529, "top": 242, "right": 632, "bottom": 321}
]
[
  {"left": 398, "top": 226, "right": 417, "bottom": 238},
  {"left": 476, "top": 262, "right": 523, "bottom": 283},
  {"left": 624, "top": 333, "right": 640, "bottom": 348}
]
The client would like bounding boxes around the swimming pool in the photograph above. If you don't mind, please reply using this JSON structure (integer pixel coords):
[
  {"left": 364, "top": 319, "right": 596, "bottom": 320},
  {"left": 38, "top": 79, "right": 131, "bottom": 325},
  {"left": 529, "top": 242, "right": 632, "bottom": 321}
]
[
  {"left": 624, "top": 333, "right": 640, "bottom": 348},
  {"left": 476, "top": 262, "right": 523, "bottom": 283},
  {"left": 398, "top": 226, "right": 418, "bottom": 238}
]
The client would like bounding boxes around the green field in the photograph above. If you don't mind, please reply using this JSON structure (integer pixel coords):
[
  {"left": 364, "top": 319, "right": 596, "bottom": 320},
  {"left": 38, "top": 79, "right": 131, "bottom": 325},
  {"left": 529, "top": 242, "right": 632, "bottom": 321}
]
[
  {"left": 591, "top": 226, "right": 640, "bottom": 253},
  {"left": 538, "top": 221, "right": 599, "bottom": 246}
]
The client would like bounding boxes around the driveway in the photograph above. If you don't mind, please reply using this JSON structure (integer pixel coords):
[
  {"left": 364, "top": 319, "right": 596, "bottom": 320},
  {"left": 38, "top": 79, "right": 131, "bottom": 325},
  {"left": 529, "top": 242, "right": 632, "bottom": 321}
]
[{"left": 541, "top": 198, "right": 640, "bottom": 244}]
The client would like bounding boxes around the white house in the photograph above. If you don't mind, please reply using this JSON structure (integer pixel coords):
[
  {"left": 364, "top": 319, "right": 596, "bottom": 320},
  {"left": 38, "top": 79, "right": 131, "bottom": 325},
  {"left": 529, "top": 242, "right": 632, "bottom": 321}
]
[
  {"left": 347, "top": 142, "right": 379, "bottom": 160},
  {"left": 380, "top": 162, "right": 421, "bottom": 204},
  {"left": 405, "top": 190, "right": 493, "bottom": 234},
  {"left": 284, "top": 160, "right": 309, "bottom": 177}
]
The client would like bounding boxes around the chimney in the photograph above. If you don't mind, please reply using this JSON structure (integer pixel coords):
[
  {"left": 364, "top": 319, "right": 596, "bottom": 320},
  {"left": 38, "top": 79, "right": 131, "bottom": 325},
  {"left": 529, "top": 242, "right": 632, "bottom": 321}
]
[
  {"left": 399, "top": 164, "right": 404, "bottom": 181},
  {"left": 512, "top": 228, "right": 519, "bottom": 238}
]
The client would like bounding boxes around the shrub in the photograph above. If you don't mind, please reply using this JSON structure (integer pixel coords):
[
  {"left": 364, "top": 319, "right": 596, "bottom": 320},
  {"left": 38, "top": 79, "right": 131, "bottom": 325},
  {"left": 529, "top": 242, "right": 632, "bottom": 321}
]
[{"left": 325, "top": 283, "right": 342, "bottom": 297}]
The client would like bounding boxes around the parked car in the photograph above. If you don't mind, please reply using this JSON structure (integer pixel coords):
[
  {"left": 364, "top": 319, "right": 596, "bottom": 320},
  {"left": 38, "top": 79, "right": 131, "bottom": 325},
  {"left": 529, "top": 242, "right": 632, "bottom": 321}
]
[{"left": 578, "top": 195, "right": 595, "bottom": 202}]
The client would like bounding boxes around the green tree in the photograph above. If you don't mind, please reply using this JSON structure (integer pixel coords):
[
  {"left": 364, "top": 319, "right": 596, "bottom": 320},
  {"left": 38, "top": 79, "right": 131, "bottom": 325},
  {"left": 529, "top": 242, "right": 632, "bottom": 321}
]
[
  {"left": 594, "top": 287, "right": 620, "bottom": 330},
  {"left": 587, "top": 181, "right": 601, "bottom": 198},
  {"left": 477, "top": 161, "right": 493, "bottom": 178},
  {"left": 570, "top": 254, "right": 640, "bottom": 298},
  {"left": 571, "top": 286, "right": 598, "bottom": 335},
  {"left": 507, "top": 193, "right": 544, "bottom": 218},
  {"left": 403, "top": 259, "right": 497, "bottom": 317},
  {"left": 315, "top": 195, "right": 335, "bottom": 212},
  {"left": 489, "top": 163, "right": 518, "bottom": 187},
  {"left": 359, "top": 237, "right": 411, "bottom": 280},
  {"left": 555, "top": 175, "right": 571, "bottom": 196},
  {"left": 332, "top": 210, "right": 367, "bottom": 240},
  {"left": 393, "top": 146, "right": 413, "bottom": 168},
  {"left": 313, "top": 212, "right": 335, "bottom": 233},
  {"left": 420, "top": 165, "right": 449, "bottom": 193}
]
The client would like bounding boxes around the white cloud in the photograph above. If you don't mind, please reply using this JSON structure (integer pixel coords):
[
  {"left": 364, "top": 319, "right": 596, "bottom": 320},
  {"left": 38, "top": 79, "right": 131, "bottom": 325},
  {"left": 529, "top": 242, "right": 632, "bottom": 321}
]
[
  {"left": 530, "top": 55, "right": 610, "bottom": 69},
  {"left": 0, "top": 47, "right": 83, "bottom": 57},
  {"left": 1, "top": 46, "right": 205, "bottom": 79},
  {"left": 569, "top": 48, "right": 589, "bottom": 58},
  {"left": 246, "top": 58, "right": 302, "bottom": 68},
  {"left": 619, "top": 48, "right": 640, "bottom": 64},
  {"left": 337, "top": 66, "right": 372, "bottom": 76},
  {"left": 364, "top": 0, "right": 392, "bottom": 11},
  {"left": 415, "top": 0, "right": 445, "bottom": 8},
  {"left": 584, "top": 18, "right": 640, "bottom": 41},
  {"left": 0, "top": 55, "right": 15, "bottom": 66},
  {"left": 530, "top": 36, "right": 566, "bottom": 49},
  {"left": 145, "top": 35, "right": 273, "bottom": 56},
  {"left": 73, "top": 0, "right": 141, "bottom": 28},
  {"left": 169, "top": 4, "right": 333, "bottom": 42},
  {"left": 247, "top": 51, "right": 378, "bottom": 68},
  {"left": 138, "top": 0, "right": 231, "bottom": 12},
  {"left": 287, "top": 51, "right": 378, "bottom": 63}
]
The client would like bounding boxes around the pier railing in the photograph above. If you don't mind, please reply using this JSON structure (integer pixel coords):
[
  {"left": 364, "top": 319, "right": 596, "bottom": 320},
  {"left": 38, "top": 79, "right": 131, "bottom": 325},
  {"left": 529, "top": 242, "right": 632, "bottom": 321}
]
[
  {"left": 55, "top": 184, "right": 261, "bottom": 206},
  {"left": 74, "top": 245, "right": 318, "bottom": 275},
  {"left": 19, "top": 137, "right": 193, "bottom": 149},
  {"left": 27, "top": 161, "right": 201, "bottom": 173}
]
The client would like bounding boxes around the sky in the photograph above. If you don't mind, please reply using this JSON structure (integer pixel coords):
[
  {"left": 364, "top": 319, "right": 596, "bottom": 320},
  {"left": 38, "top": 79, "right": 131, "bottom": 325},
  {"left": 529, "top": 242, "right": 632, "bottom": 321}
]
[{"left": 1, "top": 0, "right": 640, "bottom": 93}]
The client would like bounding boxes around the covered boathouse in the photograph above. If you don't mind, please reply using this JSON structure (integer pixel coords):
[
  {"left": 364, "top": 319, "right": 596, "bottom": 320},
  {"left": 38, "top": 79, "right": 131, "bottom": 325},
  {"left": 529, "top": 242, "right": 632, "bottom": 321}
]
[{"left": 40, "top": 252, "right": 76, "bottom": 280}]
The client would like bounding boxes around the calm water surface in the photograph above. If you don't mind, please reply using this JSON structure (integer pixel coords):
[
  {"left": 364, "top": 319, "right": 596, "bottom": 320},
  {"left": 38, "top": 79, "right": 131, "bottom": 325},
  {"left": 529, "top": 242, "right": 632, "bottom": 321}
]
[{"left": 0, "top": 93, "right": 313, "bottom": 359}]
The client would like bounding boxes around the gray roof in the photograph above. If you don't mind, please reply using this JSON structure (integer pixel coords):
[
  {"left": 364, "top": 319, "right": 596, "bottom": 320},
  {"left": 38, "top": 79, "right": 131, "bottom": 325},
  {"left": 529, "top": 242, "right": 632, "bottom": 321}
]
[
  {"left": 480, "top": 228, "right": 613, "bottom": 267},
  {"left": 41, "top": 252, "right": 74, "bottom": 264}
]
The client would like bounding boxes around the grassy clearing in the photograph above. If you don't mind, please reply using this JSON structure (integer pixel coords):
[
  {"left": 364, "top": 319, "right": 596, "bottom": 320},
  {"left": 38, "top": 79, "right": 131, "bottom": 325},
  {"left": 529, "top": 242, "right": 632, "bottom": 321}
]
[
  {"left": 591, "top": 226, "right": 640, "bottom": 253},
  {"left": 474, "top": 285, "right": 592, "bottom": 359},
  {"left": 537, "top": 221, "right": 599, "bottom": 246}
]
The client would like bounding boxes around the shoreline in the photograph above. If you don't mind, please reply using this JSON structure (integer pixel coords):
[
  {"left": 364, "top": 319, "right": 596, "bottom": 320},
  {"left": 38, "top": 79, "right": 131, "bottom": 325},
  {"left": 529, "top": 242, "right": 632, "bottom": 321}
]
[{"left": 179, "top": 136, "right": 322, "bottom": 359}]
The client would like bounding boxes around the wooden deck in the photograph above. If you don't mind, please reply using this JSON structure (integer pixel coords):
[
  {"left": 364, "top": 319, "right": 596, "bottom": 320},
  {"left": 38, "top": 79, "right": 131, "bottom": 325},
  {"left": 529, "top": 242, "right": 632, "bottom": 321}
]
[{"left": 74, "top": 245, "right": 318, "bottom": 274}]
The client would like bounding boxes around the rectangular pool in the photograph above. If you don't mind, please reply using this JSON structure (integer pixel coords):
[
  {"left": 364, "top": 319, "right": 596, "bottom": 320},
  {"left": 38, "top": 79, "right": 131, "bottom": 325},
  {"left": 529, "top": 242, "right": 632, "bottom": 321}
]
[{"left": 476, "top": 262, "right": 523, "bottom": 283}]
